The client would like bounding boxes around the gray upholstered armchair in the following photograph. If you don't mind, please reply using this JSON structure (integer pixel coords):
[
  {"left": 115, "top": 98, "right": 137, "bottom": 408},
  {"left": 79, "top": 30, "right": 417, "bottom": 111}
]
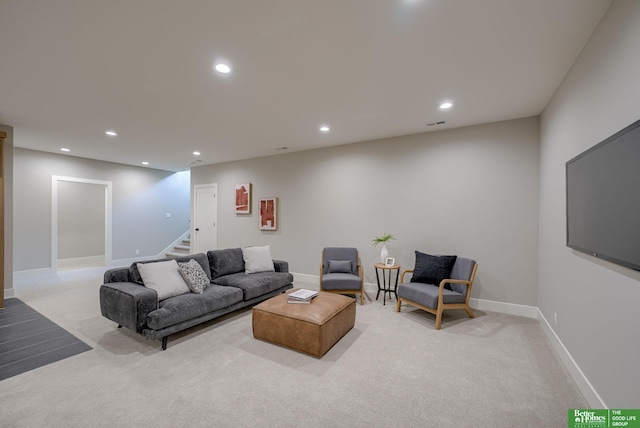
[
  {"left": 320, "top": 247, "right": 365, "bottom": 305},
  {"left": 396, "top": 252, "right": 477, "bottom": 329}
]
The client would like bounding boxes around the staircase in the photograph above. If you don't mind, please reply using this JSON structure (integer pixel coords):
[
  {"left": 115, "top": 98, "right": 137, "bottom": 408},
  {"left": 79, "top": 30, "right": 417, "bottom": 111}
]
[{"left": 166, "top": 236, "right": 191, "bottom": 258}]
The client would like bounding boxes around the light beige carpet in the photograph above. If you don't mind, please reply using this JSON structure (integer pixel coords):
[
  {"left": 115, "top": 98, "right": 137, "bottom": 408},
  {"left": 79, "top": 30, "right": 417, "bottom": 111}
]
[{"left": 1, "top": 270, "right": 586, "bottom": 427}]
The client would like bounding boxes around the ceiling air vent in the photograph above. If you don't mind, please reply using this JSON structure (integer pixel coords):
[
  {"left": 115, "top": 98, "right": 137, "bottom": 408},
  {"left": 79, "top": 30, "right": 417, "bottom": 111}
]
[{"left": 426, "top": 121, "right": 446, "bottom": 127}]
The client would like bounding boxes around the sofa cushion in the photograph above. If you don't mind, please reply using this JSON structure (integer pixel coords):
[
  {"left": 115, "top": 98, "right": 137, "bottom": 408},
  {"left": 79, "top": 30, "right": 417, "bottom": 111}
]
[
  {"left": 178, "top": 259, "right": 210, "bottom": 294},
  {"left": 137, "top": 260, "right": 190, "bottom": 301},
  {"left": 321, "top": 273, "right": 362, "bottom": 291},
  {"left": 242, "top": 245, "right": 275, "bottom": 274},
  {"left": 212, "top": 271, "right": 293, "bottom": 301},
  {"left": 146, "top": 284, "right": 243, "bottom": 330},
  {"left": 208, "top": 248, "right": 245, "bottom": 279},
  {"left": 397, "top": 282, "right": 466, "bottom": 309},
  {"left": 411, "top": 252, "right": 457, "bottom": 287},
  {"left": 328, "top": 260, "right": 352, "bottom": 274}
]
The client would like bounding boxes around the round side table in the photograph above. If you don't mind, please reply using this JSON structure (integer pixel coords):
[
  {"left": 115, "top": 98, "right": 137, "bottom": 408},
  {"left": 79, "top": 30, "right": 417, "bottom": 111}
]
[{"left": 373, "top": 263, "right": 401, "bottom": 305}]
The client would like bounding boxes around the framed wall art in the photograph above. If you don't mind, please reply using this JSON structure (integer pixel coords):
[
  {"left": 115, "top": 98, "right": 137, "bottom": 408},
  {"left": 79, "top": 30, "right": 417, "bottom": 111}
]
[
  {"left": 259, "top": 197, "right": 278, "bottom": 231},
  {"left": 235, "top": 183, "right": 251, "bottom": 214}
]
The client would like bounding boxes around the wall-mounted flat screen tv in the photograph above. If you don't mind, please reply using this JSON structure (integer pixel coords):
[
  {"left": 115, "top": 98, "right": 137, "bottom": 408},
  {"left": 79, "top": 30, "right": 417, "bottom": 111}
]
[{"left": 566, "top": 118, "right": 640, "bottom": 272}]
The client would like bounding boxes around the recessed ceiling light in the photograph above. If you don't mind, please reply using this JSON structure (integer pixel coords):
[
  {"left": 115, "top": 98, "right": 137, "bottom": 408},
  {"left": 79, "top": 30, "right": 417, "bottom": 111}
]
[
  {"left": 105, "top": 130, "right": 117, "bottom": 137},
  {"left": 214, "top": 63, "right": 232, "bottom": 74},
  {"left": 193, "top": 151, "right": 201, "bottom": 156},
  {"left": 439, "top": 102, "right": 453, "bottom": 110},
  {"left": 141, "top": 161, "right": 149, "bottom": 165},
  {"left": 319, "top": 125, "right": 330, "bottom": 133},
  {"left": 60, "top": 148, "right": 70, "bottom": 152}
]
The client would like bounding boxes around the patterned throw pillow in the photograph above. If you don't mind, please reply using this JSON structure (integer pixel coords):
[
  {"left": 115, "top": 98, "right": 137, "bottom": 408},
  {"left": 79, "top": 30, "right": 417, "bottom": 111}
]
[{"left": 178, "top": 259, "right": 210, "bottom": 294}]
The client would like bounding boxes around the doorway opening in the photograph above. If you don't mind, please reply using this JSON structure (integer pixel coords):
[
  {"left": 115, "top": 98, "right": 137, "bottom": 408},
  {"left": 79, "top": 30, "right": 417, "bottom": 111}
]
[{"left": 51, "top": 176, "right": 112, "bottom": 270}]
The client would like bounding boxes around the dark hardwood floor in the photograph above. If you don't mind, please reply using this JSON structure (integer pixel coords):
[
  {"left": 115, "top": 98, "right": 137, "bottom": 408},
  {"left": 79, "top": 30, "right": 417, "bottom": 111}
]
[{"left": 0, "top": 298, "right": 91, "bottom": 381}]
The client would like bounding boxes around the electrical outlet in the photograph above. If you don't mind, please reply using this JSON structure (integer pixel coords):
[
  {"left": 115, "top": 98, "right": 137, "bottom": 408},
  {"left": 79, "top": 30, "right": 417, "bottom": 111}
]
[
  {"left": 136, "top": 250, "right": 140, "bottom": 255},
  {"left": 554, "top": 312, "right": 558, "bottom": 327}
]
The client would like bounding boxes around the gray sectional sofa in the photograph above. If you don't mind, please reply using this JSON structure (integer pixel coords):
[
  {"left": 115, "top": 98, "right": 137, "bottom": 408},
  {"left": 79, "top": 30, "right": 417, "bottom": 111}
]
[{"left": 99, "top": 248, "right": 293, "bottom": 350}]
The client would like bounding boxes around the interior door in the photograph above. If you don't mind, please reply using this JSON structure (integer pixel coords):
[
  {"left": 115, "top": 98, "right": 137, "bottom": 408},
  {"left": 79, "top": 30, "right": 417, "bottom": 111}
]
[{"left": 193, "top": 184, "right": 218, "bottom": 253}]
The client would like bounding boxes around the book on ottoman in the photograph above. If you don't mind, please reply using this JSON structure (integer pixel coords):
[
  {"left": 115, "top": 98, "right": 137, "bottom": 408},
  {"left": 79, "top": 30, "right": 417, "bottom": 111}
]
[{"left": 287, "top": 288, "right": 318, "bottom": 304}]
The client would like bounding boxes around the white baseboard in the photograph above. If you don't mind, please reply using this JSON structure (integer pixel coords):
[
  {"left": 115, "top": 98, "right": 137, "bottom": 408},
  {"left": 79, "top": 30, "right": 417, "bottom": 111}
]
[
  {"left": 57, "top": 255, "right": 105, "bottom": 269},
  {"left": 4, "top": 287, "right": 15, "bottom": 298},
  {"left": 292, "top": 272, "right": 318, "bottom": 285},
  {"left": 13, "top": 267, "right": 55, "bottom": 277},
  {"left": 537, "top": 309, "right": 606, "bottom": 409},
  {"left": 469, "top": 297, "right": 538, "bottom": 319},
  {"left": 107, "top": 254, "right": 160, "bottom": 268}
]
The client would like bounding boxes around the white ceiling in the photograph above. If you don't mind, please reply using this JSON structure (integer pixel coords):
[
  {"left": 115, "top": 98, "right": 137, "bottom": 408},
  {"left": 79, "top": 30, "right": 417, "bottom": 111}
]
[{"left": 0, "top": 0, "right": 611, "bottom": 172}]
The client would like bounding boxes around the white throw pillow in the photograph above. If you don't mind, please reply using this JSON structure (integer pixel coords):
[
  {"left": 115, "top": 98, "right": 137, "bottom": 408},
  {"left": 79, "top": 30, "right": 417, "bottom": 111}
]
[
  {"left": 242, "top": 245, "right": 275, "bottom": 274},
  {"left": 137, "top": 259, "right": 190, "bottom": 300}
]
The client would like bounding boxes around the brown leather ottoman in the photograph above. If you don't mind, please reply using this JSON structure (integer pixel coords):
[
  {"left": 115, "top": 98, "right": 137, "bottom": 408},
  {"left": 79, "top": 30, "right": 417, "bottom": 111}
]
[{"left": 252, "top": 290, "right": 355, "bottom": 358}]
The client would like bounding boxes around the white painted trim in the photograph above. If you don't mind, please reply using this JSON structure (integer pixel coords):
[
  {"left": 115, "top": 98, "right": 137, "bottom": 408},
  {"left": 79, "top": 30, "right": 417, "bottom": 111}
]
[
  {"left": 13, "top": 267, "right": 55, "bottom": 276},
  {"left": 51, "top": 176, "right": 113, "bottom": 270},
  {"left": 4, "top": 287, "right": 15, "bottom": 298},
  {"left": 57, "top": 255, "right": 105, "bottom": 269},
  {"left": 537, "top": 309, "right": 606, "bottom": 409},
  {"left": 469, "top": 297, "right": 538, "bottom": 319},
  {"left": 292, "top": 272, "right": 318, "bottom": 284},
  {"left": 107, "top": 255, "right": 159, "bottom": 268}
]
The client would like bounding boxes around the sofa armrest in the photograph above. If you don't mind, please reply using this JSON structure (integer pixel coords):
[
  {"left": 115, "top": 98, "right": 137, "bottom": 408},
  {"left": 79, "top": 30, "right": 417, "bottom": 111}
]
[
  {"left": 99, "top": 282, "right": 158, "bottom": 332},
  {"left": 103, "top": 267, "right": 131, "bottom": 283},
  {"left": 273, "top": 259, "right": 289, "bottom": 273}
]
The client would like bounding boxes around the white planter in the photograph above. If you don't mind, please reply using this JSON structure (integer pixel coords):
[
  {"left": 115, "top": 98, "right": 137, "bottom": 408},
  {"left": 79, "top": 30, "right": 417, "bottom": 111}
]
[{"left": 380, "top": 244, "right": 389, "bottom": 263}]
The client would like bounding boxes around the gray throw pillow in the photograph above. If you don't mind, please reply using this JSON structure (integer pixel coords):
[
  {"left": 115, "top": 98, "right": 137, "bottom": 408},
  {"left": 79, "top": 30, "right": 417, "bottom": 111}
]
[
  {"left": 328, "top": 260, "right": 352, "bottom": 274},
  {"left": 411, "top": 251, "right": 457, "bottom": 287},
  {"left": 178, "top": 259, "right": 210, "bottom": 294}
]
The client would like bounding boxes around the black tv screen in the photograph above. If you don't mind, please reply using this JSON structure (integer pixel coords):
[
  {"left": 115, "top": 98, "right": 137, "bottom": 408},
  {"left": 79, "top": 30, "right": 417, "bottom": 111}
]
[{"left": 566, "top": 118, "right": 640, "bottom": 271}]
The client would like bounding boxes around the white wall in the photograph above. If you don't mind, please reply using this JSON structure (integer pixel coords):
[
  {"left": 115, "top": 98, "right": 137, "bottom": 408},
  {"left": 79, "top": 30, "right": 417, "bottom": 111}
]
[
  {"left": 13, "top": 148, "right": 190, "bottom": 271},
  {"left": 192, "top": 117, "right": 540, "bottom": 306},
  {"left": 539, "top": 0, "right": 640, "bottom": 408}
]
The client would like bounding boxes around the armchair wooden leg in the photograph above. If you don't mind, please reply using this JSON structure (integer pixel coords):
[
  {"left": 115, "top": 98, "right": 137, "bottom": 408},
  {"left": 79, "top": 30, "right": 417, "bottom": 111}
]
[
  {"left": 465, "top": 306, "right": 475, "bottom": 318},
  {"left": 435, "top": 308, "right": 443, "bottom": 330},
  {"left": 360, "top": 290, "right": 364, "bottom": 305},
  {"left": 396, "top": 298, "right": 401, "bottom": 312}
]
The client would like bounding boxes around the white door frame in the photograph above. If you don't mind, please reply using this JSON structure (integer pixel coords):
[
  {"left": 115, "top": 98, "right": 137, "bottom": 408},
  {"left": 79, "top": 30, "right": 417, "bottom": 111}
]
[
  {"left": 191, "top": 183, "right": 218, "bottom": 253},
  {"left": 51, "top": 176, "right": 113, "bottom": 270}
]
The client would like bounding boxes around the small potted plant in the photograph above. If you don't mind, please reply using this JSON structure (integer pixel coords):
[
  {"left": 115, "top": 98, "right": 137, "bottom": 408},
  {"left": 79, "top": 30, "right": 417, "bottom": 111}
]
[{"left": 372, "top": 233, "right": 395, "bottom": 263}]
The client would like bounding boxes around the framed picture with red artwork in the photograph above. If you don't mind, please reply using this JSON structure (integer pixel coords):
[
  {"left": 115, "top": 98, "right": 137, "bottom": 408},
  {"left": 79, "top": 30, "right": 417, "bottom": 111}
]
[
  {"left": 259, "top": 197, "right": 278, "bottom": 231},
  {"left": 235, "top": 183, "right": 251, "bottom": 214}
]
